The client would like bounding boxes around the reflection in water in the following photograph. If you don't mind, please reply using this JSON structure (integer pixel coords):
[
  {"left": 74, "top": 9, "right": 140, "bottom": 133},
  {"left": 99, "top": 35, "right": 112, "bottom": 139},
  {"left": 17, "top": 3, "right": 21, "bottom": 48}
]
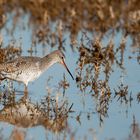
[
  {"left": 10, "top": 128, "right": 26, "bottom": 140},
  {"left": 126, "top": 116, "right": 140, "bottom": 140},
  {"left": 0, "top": 1, "right": 139, "bottom": 139},
  {"left": 114, "top": 83, "right": 133, "bottom": 105},
  {"left": 0, "top": 89, "right": 72, "bottom": 133},
  {"left": 76, "top": 32, "right": 127, "bottom": 94},
  {"left": 74, "top": 32, "right": 138, "bottom": 126},
  {"left": 95, "top": 88, "right": 111, "bottom": 126},
  {"left": 58, "top": 74, "right": 70, "bottom": 96},
  {"left": 0, "top": 95, "right": 44, "bottom": 128},
  {"left": 137, "top": 92, "right": 140, "bottom": 103}
]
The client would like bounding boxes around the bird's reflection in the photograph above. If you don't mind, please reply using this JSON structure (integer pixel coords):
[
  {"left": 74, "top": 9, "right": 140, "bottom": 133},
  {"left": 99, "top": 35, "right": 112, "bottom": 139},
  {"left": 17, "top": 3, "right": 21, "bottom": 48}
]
[{"left": 0, "top": 89, "right": 72, "bottom": 133}]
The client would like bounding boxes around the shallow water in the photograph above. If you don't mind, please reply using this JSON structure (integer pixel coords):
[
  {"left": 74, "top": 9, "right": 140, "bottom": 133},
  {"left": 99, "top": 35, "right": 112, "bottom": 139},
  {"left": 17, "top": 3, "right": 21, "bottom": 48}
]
[{"left": 0, "top": 8, "right": 140, "bottom": 140}]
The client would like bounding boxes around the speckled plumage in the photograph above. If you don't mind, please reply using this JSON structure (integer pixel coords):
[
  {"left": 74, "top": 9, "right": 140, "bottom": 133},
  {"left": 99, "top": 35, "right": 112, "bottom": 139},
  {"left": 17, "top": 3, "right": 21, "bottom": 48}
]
[{"left": 0, "top": 50, "right": 74, "bottom": 86}]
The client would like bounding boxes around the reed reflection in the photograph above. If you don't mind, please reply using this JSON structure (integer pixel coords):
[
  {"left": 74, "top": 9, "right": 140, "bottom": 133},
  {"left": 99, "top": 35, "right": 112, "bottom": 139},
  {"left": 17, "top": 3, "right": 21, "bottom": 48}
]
[{"left": 0, "top": 89, "right": 72, "bottom": 133}]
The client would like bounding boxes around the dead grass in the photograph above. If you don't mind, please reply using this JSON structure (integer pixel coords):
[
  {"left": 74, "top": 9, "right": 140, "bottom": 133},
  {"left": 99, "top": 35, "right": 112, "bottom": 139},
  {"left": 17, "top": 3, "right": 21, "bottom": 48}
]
[{"left": 0, "top": 0, "right": 139, "bottom": 48}]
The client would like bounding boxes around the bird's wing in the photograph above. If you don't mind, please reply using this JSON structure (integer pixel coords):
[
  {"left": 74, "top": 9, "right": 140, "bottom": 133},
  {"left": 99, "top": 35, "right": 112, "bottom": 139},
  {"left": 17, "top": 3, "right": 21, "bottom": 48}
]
[
  {"left": 0, "top": 56, "right": 40, "bottom": 73},
  {"left": 0, "top": 58, "right": 25, "bottom": 73}
]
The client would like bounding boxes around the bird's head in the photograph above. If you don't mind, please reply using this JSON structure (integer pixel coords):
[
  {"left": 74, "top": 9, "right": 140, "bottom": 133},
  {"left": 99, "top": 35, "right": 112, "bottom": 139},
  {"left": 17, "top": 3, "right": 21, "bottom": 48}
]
[{"left": 52, "top": 50, "right": 74, "bottom": 80}]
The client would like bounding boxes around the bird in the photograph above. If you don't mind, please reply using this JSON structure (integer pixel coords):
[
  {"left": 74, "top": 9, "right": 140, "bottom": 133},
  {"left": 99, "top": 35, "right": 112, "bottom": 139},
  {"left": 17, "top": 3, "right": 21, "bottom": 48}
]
[{"left": 0, "top": 50, "right": 74, "bottom": 93}]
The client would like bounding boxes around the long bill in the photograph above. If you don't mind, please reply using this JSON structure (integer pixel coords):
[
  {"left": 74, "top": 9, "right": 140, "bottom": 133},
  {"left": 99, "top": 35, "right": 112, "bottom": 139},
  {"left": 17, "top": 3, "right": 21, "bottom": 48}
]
[{"left": 62, "top": 60, "right": 74, "bottom": 80}]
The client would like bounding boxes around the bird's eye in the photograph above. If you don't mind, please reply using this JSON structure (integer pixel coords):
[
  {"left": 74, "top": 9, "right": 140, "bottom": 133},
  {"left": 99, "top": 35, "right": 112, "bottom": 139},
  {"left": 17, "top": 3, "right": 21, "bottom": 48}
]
[{"left": 61, "top": 56, "right": 64, "bottom": 59}]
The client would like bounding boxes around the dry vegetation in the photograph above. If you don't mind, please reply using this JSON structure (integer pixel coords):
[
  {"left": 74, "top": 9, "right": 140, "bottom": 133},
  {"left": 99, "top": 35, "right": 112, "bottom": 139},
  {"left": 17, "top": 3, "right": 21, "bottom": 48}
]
[
  {"left": 0, "top": 0, "right": 139, "bottom": 62},
  {"left": 0, "top": 89, "right": 72, "bottom": 132},
  {"left": 0, "top": 0, "right": 139, "bottom": 139},
  {"left": 0, "top": 0, "right": 140, "bottom": 31},
  {"left": 0, "top": 0, "right": 139, "bottom": 48},
  {"left": 0, "top": 86, "right": 73, "bottom": 139}
]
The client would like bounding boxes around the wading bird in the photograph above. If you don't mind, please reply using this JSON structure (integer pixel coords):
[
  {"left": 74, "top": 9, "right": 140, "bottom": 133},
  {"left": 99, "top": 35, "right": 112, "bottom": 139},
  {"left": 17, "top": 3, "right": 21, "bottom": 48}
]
[{"left": 0, "top": 50, "right": 74, "bottom": 93}]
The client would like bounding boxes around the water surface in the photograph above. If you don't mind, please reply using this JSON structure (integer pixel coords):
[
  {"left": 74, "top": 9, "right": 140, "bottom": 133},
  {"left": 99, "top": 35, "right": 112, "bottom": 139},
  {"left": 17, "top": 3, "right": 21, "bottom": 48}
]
[{"left": 0, "top": 1, "right": 140, "bottom": 140}]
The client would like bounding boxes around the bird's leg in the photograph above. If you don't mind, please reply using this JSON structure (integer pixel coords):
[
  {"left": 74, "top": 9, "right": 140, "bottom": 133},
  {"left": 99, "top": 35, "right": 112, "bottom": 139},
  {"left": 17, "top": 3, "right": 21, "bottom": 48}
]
[{"left": 24, "top": 85, "right": 28, "bottom": 97}]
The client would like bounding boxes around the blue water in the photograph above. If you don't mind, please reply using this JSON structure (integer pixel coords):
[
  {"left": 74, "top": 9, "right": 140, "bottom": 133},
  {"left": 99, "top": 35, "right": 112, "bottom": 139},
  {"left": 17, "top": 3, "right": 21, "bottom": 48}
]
[{"left": 0, "top": 15, "right": 140, "bottom": 140}]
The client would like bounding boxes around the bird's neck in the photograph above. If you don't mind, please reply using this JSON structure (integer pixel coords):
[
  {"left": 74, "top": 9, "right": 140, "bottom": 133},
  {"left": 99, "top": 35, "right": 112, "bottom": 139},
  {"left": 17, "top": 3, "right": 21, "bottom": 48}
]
[{"left": 40, "top": 54, "right": 57, "bottom": 72}]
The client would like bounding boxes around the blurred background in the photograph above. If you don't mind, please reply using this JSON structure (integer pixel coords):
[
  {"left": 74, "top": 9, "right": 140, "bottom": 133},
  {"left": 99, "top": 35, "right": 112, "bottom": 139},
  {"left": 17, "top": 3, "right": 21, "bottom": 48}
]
[{"left": 0, "top": 0, "right": 140, "bottom": 140}]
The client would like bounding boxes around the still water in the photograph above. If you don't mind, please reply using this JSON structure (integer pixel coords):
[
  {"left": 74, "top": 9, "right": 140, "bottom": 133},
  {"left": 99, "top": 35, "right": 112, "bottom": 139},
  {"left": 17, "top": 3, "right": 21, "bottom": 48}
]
[{"left": 0, "top": 15, "right": 140, "bottom": 140}]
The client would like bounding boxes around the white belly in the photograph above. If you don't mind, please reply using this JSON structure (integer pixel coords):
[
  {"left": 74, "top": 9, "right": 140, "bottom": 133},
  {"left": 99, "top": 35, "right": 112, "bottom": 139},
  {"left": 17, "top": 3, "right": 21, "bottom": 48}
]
[
  {"left": 21, "top": 70, "right": 42, "bottom": 85},
  {"left": 4, "top": 70, "right": 42, "bottom": 86}
]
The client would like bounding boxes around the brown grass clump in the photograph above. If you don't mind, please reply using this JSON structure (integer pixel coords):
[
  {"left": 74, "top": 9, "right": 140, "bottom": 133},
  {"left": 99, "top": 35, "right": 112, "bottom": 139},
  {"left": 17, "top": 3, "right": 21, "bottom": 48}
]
[
  {"left": 0, "top": 0, "right": 139, "bottom": 31},
  {"left": 0, "top": 88, "right": 72, "bottom": 133},
  {"left": 0, "top": 38, "right": 22, "bottom": 63},
  {"left": 76, "top": 32, "right": 115, "bottom": 94},
  {"left": 0, "top": 0, "right": 139, "bottom": 48}
]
